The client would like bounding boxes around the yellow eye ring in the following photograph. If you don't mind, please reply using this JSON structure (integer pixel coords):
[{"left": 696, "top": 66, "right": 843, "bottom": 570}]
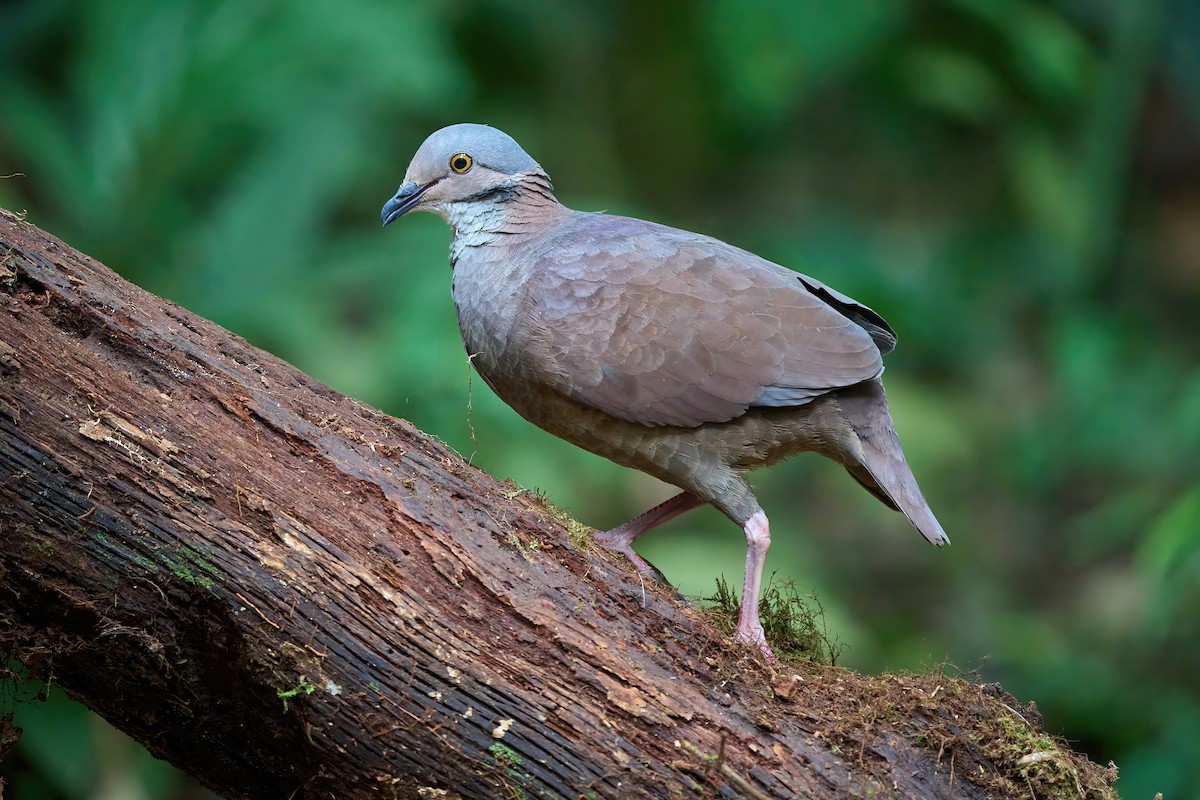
[{"left": 449, "top": 152, "right": 473, "bottom": 174}]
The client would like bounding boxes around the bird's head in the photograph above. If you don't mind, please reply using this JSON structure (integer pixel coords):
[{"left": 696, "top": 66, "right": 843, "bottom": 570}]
[{"left": 381, "top": 123, "right": 546, "bottom": 227}]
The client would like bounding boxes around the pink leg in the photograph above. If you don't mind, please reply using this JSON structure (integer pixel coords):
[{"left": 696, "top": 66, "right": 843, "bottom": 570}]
[
  {"left": 593, "top": 491, "right": 704, "bottom": 577},
  {"left": 734, "top": 511, "right": 775, "bottom": 661}
]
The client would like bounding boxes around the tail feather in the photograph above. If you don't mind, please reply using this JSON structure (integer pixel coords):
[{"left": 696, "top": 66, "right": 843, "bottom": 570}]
[
  {"left": 844, "top": 463, "right": 901, "bottom": 513},
  {"left": 838, "top": 380, "right": 950, "bottom": 547}
]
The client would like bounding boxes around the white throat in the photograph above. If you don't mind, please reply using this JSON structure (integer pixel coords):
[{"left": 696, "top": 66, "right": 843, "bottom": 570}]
[
  {"left": 440, "top": 197, "right": 508, "bottom": 236},
  {"left": 435, "top": 198, "right": 508, "bottom": 264}
]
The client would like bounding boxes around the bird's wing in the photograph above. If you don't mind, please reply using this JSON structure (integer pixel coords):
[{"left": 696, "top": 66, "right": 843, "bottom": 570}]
[{"left": 526, "top": 214, "right": 890, "bottom": 428}]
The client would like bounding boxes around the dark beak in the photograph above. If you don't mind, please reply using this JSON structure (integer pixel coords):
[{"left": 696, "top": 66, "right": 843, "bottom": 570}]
[{"left": 381, "top": 181, "right": 434, "bottom": 226}]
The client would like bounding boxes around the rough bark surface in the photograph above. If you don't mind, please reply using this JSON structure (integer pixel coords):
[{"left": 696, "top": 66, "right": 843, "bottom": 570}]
[{"left": 0, "top": 209, "right": 1117, "bottom": 800}]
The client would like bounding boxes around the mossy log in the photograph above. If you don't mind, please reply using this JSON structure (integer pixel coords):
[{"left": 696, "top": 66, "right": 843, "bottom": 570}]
[{"left": 0, "top": 209, "right": 1116, "bottom": 799}]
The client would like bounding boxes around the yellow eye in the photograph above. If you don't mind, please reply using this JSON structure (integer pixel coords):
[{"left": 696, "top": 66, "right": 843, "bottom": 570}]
[{"left": 449, "top": 152, "right": 473, "bottom": 174}]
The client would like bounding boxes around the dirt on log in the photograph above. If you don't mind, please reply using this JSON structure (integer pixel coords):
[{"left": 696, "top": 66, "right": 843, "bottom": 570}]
[{"left": 0, "top": 208, "right": 1117, "bottom": 799}]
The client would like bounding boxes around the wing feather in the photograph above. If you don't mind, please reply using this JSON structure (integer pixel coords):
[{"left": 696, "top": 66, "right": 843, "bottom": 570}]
[{"left": 526, "top": 214, "right": 891, "bottom": 428}]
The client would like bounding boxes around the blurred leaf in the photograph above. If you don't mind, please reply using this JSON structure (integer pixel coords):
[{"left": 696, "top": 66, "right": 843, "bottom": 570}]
[
  {"left": 1065, "top": 485, "right": 1168, "bottom": 560},
  {"left": 703, "top": 0, "right": 907, "bottom": 120},
  {"left": 900, "top": 45, "right": 1004, "bottom": 123},
  {"left": 952, "top": 0, "right": 1092, "bottom": 104},
  {"left": 11, "top": 688, "right": 96, "bottom": 797},
  {"left": 1004, "top": 124, "right": 1088, "bottom": 267},
  {"left": 1118, "top": 707, "right": 1200, "bottom": 800},
  {"left": 1138, "top": 486, "right": 1200, "bottom": 581}
]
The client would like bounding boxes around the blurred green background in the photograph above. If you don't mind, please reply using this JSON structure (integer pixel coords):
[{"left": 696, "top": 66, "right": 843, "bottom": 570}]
[{"left": 1, "top": 0, "right": 1197, "bottom": 797}]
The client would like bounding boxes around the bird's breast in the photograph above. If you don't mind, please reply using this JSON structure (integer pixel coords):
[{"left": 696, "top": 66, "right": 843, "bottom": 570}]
[{"left": 450, "top": 247, "right": 543, "bottom": 402}]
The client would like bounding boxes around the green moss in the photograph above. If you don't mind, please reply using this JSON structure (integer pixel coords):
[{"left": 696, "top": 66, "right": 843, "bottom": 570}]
[
  {"left": 487, "top": 742, "right": 521, "bottom": 767},
  {"left": 987, "top": 713, "right": 1091, "bottom": 799},
  {"left": 129, "top": 552, "right": 159, "bottom": 573},
  {"left": 486, "top": 742, "right": 531, "bottom": 798},
  {"left": 24, "top": 538, "right": 56, "bottom": 561},
  {"left": 998, "top": 712, "right": 1058, "bottom": 754},
  {"left": 499, "top": 479, "right": 528, "bottom": 501},
  {"left": 92, "top": 532, "right": 115, "bottom": 563},
  {"left": 159, "top": 545, "right": 217, "bottom": 588},
  {"left": 85, "top": 532, "right": 219, "bottom": 588},
  {"left": 703, "top": 577, "right": 844, "bottom": 664},
  {"left": 537, "top": 494, "right": 593, "bottom": 550},
  {"left": 276, "top": 678, "right": 316, "bottom": 713}
]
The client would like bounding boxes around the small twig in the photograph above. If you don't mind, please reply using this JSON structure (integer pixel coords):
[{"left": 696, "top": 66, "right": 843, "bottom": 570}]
[
  {"left": 1001, "top": 703, "right": 1028, "bottom": 725},
  {"left": 235, "top": 592, "right": 282, "bottom": 630},
  {"left": 465, "top": 352, "right": 481, "bottom": 464}
]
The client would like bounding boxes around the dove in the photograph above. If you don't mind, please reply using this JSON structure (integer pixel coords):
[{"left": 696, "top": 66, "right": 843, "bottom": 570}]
[{"left": 382, "top": 123, "right": 948, "bottom": 659}]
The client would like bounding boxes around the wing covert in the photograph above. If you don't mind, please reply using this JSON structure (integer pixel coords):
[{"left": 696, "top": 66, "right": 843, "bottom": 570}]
[{"left": 527, "top": 215, "right": 888, "bottom": 428}]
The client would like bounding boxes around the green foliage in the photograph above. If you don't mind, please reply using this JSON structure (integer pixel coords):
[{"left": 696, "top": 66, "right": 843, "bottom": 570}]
[
  {"left": 0, "top": 661, "right": 45, "bottom": 718},
  {"left": 276, "top": 677, "right": 317, "bottom": 714},
  {"left": 486, "top": 741, "right": 532, "bottom": 798},
  {"left": 1, "top": 0, "right": 1197, "bottom": 797},
  {"left": 704, "top": 577, "right": 844, "bottom": 664},
  {"left": 4, "top": 685, "right": 196, "bottom": 798}
]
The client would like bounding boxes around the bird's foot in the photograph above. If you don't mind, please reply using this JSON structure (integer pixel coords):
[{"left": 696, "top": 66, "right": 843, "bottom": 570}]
[
  {"left": 592, "top": 529, "right": 671, "bottom": 585},
  {"left": 591, "top": 493, "right": 702, "bottom": 585},
  {"left": 734, "top": 621, "right": 776, "bottom": 662}
]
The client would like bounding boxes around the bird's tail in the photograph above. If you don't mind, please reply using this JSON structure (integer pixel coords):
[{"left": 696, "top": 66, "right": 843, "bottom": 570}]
[{"left": 838, "top": 380, "right": 950, "bottom": 547}]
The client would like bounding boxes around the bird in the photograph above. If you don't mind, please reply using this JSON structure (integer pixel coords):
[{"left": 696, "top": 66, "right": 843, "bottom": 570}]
[{"left": 381, "top": 123, "right": 949, "bottom": 660}]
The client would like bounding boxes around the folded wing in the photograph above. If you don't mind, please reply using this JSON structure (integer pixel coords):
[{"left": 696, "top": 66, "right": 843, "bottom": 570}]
[{"left": 529, "top": 215, "right": 893, "bottom": 428}]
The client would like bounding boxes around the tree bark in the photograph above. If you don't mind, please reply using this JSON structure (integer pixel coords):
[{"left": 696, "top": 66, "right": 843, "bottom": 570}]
[{"left": 0, "top": 209, "right": 1116, "bottom": 800}]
